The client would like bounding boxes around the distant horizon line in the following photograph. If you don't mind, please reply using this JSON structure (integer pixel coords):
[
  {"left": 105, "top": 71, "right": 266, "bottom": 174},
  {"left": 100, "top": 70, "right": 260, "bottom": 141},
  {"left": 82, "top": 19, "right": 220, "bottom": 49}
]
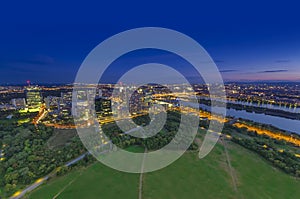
[{"left": 1, "top": 80, "right": 300, "bottom": 86}]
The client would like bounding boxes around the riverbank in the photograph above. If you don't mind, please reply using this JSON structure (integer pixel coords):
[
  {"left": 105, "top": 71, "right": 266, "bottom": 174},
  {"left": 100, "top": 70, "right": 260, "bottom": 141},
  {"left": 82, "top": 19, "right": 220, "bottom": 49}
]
[{"left": 198, "top": 98, "right": 300, "bottom": 120}]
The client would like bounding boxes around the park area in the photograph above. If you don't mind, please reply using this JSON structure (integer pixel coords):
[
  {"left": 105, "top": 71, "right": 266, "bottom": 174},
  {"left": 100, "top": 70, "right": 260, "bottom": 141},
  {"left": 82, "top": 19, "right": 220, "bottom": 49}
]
[{"left": 27, "top": 142, "right": 300, "bottom": 199}]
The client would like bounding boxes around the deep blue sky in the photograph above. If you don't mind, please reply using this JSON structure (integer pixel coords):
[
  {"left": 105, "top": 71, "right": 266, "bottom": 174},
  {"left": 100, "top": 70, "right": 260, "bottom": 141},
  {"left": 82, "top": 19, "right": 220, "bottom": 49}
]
[{"left": 0, "top": 0, "right": 300, "bottom": 84}]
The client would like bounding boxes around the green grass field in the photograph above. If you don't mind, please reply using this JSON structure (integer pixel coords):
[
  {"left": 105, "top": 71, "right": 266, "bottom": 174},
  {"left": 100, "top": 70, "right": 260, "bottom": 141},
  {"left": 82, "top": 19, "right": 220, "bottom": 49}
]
[
  {"left": 26, "top": 163, "right": 139, "bottom": 199},
  {"left": 227, "top": 142, "right": 300, "bottom": 199},
  {"left": 27, "top": 141, "right": 300, "bottom": 199},
  {"left": 143, "top": 144, "right": 235, "bottom": 199}
]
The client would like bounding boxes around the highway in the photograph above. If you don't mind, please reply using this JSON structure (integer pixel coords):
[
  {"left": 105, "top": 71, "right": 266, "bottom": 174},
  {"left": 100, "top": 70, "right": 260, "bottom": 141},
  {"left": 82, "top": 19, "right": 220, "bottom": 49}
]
[
  {"left": 32, "top": 105, "right": 47, "bottom": 125},
  {"left": 10, "top": 177, "right": 49, "bottom": 199},
  {"left": 10, "top": 152, "right": 90, "bottom": 199}
]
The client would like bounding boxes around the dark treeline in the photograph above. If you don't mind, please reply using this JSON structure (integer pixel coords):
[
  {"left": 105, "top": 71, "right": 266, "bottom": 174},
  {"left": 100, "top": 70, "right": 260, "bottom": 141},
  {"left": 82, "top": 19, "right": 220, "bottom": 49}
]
[{"left": 102, "top": 111, "right": 198, "bottom": 151}]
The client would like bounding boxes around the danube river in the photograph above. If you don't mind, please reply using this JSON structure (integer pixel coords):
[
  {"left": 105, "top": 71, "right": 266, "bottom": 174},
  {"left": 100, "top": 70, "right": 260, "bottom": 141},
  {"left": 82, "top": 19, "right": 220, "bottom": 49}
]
[
  {"left": 183, "top": 101, "right": 300, "bottom": 135},
  {"left": 199, "top": 96, "right": 300, "bottom": 113}
]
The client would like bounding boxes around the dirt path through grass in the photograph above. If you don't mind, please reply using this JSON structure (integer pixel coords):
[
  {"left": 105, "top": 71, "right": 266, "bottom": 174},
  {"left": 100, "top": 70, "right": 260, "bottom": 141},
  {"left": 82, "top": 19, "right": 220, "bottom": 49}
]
[{"left": 221, "top": 138, "right": 238, "bottom": 192}]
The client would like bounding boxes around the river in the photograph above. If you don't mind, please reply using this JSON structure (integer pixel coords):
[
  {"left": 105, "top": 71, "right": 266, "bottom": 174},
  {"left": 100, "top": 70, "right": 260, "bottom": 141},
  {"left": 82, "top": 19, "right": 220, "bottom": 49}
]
[
  {"left": 182, "top": 101, "right": 300, "bottom": 135},
  {"left": 198, "top": 97, "right": 300, "bottom": 113}
]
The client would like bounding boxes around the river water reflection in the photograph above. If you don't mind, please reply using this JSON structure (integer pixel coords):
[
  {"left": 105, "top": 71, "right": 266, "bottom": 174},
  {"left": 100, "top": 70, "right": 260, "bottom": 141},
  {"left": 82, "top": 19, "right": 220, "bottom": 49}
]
[{"left": 183, "top": 101, "right": 300, "bottom": 135}]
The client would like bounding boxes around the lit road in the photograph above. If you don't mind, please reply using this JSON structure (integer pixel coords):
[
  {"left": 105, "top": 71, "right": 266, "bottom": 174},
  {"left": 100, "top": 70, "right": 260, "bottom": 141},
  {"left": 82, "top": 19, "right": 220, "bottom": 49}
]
[
  {"left": 233, "top": 122, "right": 300, "bottom": 147},
  {"left": 42, "top": 112, "right": 148, "bottom": 129},
  {"left": 32, "top": 105, "right": 48, "bottom": 125},
  {"left": 10, "top": 152, "right": 90, "bottom": 199},
  {"left": 10, "top": 177, "right": 49, "bottom": 199}
]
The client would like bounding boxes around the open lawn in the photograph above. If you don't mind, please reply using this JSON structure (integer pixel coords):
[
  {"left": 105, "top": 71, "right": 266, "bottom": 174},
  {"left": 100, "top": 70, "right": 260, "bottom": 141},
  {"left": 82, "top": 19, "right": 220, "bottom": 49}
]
[
  {"left": 143, "top": 144, "right": 235, "bottom": 199},
  {"left": 27, "top": 163, "right": 139, "bottom": 199},
  {"left": 227, "top": 141, "right": 300, "bottom": 199},
  {"left": 27, "top": 141, "right": 300, "bottom": 199}
]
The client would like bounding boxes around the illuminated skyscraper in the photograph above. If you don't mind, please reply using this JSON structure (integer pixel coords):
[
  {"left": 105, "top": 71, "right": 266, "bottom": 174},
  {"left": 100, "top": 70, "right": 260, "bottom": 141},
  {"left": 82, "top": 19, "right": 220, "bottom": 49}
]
[
  {"left": 60, "top": 92, "right": 72, "bottom": 117},
  {"left": 25, "top": 86, "right": 42, "bottom": 109}
]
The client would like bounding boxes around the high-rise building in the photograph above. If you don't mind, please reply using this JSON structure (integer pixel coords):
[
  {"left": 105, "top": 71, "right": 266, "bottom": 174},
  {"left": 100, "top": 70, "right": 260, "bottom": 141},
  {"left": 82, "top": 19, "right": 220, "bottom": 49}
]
[
  {"left": 60, "top": 92, "right": 72, "bottom": 116},
  {"left": 72, "top": 89, "right": 94, "bottom": 120},
  {"left": 45, "top": 96, "right": 60, "bottom": 112},
  {"left": 11, "top": 98, "right": 26, "bottom": 109},
  {"left": 97, "top": 99, "right": 112, "bottom": 117},
  {"left": 25, "top": 86, "right": 42, "bottom": 109}
]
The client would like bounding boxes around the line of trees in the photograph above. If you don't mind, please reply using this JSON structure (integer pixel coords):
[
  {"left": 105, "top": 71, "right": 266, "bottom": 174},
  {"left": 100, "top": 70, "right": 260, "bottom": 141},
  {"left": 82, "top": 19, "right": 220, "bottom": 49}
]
[{"left": 102, "top": 111, "right": 198, "bottom": 151}]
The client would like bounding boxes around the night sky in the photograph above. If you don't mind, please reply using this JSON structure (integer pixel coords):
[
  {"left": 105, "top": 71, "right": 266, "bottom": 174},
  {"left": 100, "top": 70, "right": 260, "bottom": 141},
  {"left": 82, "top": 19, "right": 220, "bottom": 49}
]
[{"left": 1, "top": 0, "right": 300, "bottom": 84}]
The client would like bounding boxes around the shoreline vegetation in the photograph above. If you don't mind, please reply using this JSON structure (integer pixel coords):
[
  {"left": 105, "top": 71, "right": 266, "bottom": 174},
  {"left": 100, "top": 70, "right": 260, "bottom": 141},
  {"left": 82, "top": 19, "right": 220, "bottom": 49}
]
[{"left": 198, "top": 98, "right": 300, "bottom": 120}]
